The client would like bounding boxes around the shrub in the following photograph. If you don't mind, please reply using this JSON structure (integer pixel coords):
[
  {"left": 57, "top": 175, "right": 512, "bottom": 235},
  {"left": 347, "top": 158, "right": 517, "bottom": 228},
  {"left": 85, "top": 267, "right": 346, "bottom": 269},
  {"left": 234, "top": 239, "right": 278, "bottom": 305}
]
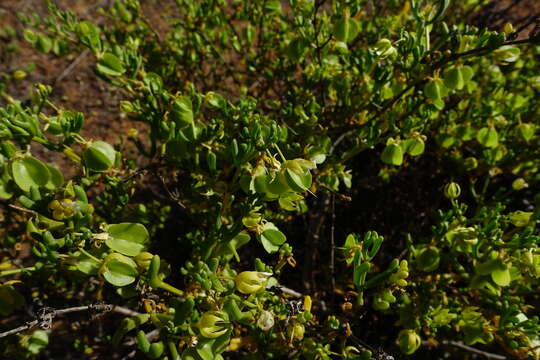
[{"left": 0, "top": 0, "right": 539, "bottom": 359}]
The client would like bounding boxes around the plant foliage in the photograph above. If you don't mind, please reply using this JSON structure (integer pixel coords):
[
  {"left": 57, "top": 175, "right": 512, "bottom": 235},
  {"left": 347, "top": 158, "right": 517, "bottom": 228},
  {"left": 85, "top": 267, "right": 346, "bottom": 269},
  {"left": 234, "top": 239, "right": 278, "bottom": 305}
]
[{"left": 0, "top": 0, "right": 539, "bottom": 359}]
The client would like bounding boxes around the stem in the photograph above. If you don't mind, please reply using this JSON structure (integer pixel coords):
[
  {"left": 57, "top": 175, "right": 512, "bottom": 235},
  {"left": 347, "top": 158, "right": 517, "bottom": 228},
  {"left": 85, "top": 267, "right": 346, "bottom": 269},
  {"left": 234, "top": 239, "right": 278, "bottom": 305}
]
[
  {"left": 273, "top": 143, "right": 287, "bottom": 162},
  {"left": 158, "top": 281, "right": 184, "bottom": 297},
  {"left": 0, "top": 266, "right": 36, "bottom": 277},
  {"left": 79, "top": 248, "right": 101, "bottom": 264},
  {"left": 0, "top": 303, "right": 140, "bottom": 339}
]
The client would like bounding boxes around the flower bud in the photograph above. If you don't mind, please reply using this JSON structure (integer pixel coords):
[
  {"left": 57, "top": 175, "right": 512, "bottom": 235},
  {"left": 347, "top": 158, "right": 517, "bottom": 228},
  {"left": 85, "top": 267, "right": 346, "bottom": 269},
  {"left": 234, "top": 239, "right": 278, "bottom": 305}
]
[
  {"left": 135, "top": 252, "right": 154, "bottom": 269},
  {"left": 445, "top": 226, "right": 478, "bottom": 246},
  {"left": 234, "top": 271, "right": 270, "bottom": 294},
  {"left": 444, "top": 182, "right": 461, "bottom": 199},
  {"left": 197, "top": 311, "right": 229, "bottom": 338},
  {"left": 503, "top": 23, "right": 515, "bottom": 35},
  {"left": 380, "top": 289, "right": 396, "bottom": 303},
  {"left": 287, "top": 322, "right": 305, "bottom": 341},
  {"left": 12, "top": 70, "right": 27, "bottom": 80},
  {"left": 372, "top": 297, "right": 390, "bottom": 311},
  {"left": 373, "top": 39, "right": 397, "bottom": 58},
  {"left": 463, "top": 157, "right": 478, "bottom": 170},
  {"left": 512, "top": 178, "right": 528, "bottom": 190},
  {"left": 398, "top": 329, "right": 421, "bottom": 355},
  {"left": 303, "top": 295, "right": 312, "bottom": 312}
]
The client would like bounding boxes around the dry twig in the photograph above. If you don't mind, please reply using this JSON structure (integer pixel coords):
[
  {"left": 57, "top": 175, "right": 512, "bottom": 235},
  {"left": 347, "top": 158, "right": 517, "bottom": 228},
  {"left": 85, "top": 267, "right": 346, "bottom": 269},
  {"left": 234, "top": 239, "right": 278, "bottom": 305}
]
[{"left": 0, "top": 303, "right": 140, "bottom": 339}]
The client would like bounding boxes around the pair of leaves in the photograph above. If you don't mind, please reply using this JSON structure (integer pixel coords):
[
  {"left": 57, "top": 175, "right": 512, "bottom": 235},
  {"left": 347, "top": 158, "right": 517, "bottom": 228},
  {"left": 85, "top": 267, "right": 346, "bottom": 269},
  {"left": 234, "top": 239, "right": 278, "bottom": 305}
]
[
  {"left": 105, "top": 223, "right": 150, "bottom": 257},
  {"left": 11, "top": 156, "right": 63, "bottom": 192},
  {"left": 102, "top": 254, "right": 139, "bottom": 287},
  {"left": 257, "top": 222, "right": 286, "bottom": 253}
]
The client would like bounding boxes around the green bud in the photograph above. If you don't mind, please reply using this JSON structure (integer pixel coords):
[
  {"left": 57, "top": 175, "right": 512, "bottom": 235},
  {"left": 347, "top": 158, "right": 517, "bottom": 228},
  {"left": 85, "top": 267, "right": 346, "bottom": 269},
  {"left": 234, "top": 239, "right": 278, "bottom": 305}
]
[
  {"left": 12, "top": 70, "right": 27, "bottom": 80},
  {"left": 380, "top": 289, "right": 396, "bottom": 303},
  {"left": 372, "top": 297, "right": 390, "bottom": 311},
  {"left": 287, "top": 322, "right": 305, "bottom": 341},
  {"left": 444, "top": 182, "right": 461, "bottom": 199},
  {"left": 512, "top": 178, "right": 528, "bottom": 190},
  {"left": 463, "top": 157, "right": 478, "bottom": 170},
  {"left": 196, "top": 311, "right": 229, "bottom": 338},
  {"left": 135, "top": 252, "right": 154, "bottom": 269},
  {"left": 234, "top": 271, "right": 271, "bottom": 294},
  {"left": 398, "top": 329, "right": 421, "bottom": 355},
  {"left": 373, "top": 38, "right": 397, "bottom": 58}
]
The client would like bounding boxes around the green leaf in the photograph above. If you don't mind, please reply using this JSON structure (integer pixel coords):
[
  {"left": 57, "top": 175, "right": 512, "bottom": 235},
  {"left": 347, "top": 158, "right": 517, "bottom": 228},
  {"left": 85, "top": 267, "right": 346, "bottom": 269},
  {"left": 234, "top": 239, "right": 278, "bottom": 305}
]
[
  {"left": 476, "top": 127, "right": 499, "bottom": 148},
  {"left": 516, "top": 123, "right": 535, "bottom": 141},
  {"left": 0, "top": 179, "right": 15, "bottom": 200},
  {"left": 278, "top": 192, "right": 303, "bottom": 211},
  {"left": 106, "top": 223, "right": 149, "bottom": 256},
  {"left": 476, "top": 259, "right": 505, "bottom": 275},
  {"left": 169, "top": 96, "right": 193, "bottom": 128},
  {"left": 284, "top": 168, "right": 310, "bottom": 192},
  {"left": 402, "top": 138, "right": 425, "bottom": 156},
  {"left": 76, "top": 20, "right": 101, "bottom": 52},
  {"left": 11, "top": 157, "right": 50, "bottom": 192},
  {"left": 112, "top": 314, "right": 150, "bottom": 347},
  {"left": 353, "top": 257, "right": 370, "bottom": 288},
  {"left": 96, "top": 53, "right": 125, "bottom": 76},
  {"left": 491, "top": 267, "right": 511, "bottom": 287},
  {"left": 44, "top": 164, "right": 64, "bottom": 190},
  {"left": 75, "top": 252, "right": 100, "bottom": 275},
  {"left": 258, "top": 223, "right": 286, "bottom": 253},
  {"left": 36, "top": 35, "right": 53, "bottom": 53},
  {"left": 424, "top": 79, "right": 442, "bottom": 100},
  {"left": 26, "top": 330, "right": 49, "bottom": 355},
  {"left": 461, "top": 65, "right": 474, "bottom": 82},
  {"left": 443, "top": 67, "right": 464, "bottom": 90},
  {"left": 266, "top": 173, "right": 290, "bottom": 195},
  {"left": 83, "top": 141, "right": 116, "bottom": 172},
  {"left": 103, "top": 257, "right": 139, "bottom": 287},
  {"left": 0, "top": 284, "right": 25, "bottom": 316},
  {"left": 285, "top": 38, "right": 310, "bottom": 61},
  {"left": 143, "top": 72, "right": 163, "bottom": 93},
  {"left": 196, "top": 340, "right": 216, "bottom": 360},
  {"left": 333, "top": 18, "right": 360, "bottom": 43},
  {"left": 381, "top": 143, "right": 403, "bottom": 166}
]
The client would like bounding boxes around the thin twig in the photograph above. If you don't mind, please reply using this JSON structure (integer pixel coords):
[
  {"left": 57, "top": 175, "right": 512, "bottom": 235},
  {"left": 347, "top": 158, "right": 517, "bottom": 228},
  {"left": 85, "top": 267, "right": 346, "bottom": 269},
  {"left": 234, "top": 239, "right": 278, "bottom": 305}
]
[
  {"left": 442, "top": 340, "right": 507, "bottom": 360},
  {"left": 423, "top": 340, "right": 507, "bottom": 360},
  {"left": 330, "top": 194, "right": 336, "bottom": 301},
  {"left": 277, "top": 285, "right": 303, "bottom": 298},
  {"left": 8, "top": 204, "right": 38, "bottom": 216},
  {"left": 54, "top": 49, "right": 90, "bottom": 87},
  {"left": 113, "top": 306, "right": 142, "bottom": 317},
  {"left": 0, "top": 303, "right": 140, "bottom": 339}
]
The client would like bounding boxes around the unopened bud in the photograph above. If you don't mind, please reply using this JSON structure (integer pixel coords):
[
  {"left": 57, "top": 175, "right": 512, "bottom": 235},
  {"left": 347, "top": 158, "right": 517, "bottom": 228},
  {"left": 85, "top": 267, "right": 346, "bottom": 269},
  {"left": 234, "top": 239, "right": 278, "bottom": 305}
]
[
  {"left": 234, "top": 271, "right": 271, "bottom": 294},
  {"left": 444, "top": 182, "right": 461, "bottom": 200},
  {"left": 398, "top": 330, "right": 421, "bottom": 355}
]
